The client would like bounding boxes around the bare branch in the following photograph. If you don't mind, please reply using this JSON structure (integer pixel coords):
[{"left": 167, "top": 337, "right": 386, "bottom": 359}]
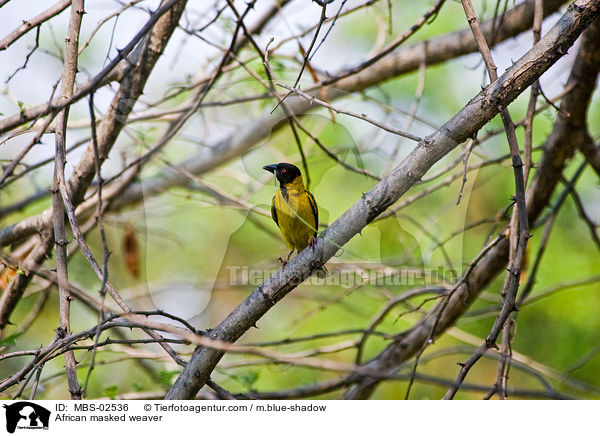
[{"left": 0, "top": 0, "right": 71, "bottom": 51}]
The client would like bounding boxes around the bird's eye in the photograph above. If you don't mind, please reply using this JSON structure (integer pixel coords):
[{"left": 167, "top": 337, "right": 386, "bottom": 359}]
[{"left": 280, "top": 168, "right": 286, "bottom": 173}]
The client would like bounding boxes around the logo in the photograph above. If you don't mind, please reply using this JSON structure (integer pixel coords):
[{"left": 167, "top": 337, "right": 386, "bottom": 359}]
[{"left": 3, "top": 402, "right": 50, "bottom": 433}]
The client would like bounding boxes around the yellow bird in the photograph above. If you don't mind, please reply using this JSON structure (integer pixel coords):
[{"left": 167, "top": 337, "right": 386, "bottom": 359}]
[{"left": 263, "top": 163, "right": 319, "bottom": 266}]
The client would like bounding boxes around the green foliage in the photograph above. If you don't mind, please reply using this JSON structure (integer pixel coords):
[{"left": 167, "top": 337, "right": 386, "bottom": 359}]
[
  {"left": 217, "top": 369, "right": 260, "bottom": 391},
  {"left": 158, "top": 370, "right": 181, "bottom": 389},
  {"left": 103, "top": 384, "right": 119, "bottom": 400},
  {"left": 0, "top": 332, "right": 23, "bottom": 347}
]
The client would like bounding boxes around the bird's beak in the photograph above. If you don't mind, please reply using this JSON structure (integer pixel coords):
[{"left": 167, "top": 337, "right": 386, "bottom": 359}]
[{"left": 263, "top": 164, "right": 277, "bottom": 174}]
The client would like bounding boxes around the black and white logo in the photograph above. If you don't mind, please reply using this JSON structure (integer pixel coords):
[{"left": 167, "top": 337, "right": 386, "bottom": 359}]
[{"left": 3, "top": 402, "right": 50, "bottom": 433}]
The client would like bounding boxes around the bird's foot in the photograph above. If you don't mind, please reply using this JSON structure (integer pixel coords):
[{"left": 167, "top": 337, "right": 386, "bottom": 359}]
[
  {"left": 277, "top": 257, "right": 289, "bottom": 268},
  {"left": 309, "top": 236, "right": 318, "bottom": 251}
]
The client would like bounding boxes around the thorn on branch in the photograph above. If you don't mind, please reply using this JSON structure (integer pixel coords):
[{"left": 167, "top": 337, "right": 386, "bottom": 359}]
[
  {"left": 258, "top": 285, "right": 275, "bottom": 306},
  {"left": 485, "top": 339, "right": 499, "bottom": 350},
  {"left": 55, "top": 326, "right": 67, "bottom": 338},
  {"left": 407, "top": 171, "right": 421, "bottom": 182},
  {"left": 69, "top": 387, "right": 83, "bottom": 397}
]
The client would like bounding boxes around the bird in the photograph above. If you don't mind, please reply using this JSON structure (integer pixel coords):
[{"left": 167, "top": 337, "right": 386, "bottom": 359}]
[{"left": 263, "top": 162, "right": 321, "bottom": 268}]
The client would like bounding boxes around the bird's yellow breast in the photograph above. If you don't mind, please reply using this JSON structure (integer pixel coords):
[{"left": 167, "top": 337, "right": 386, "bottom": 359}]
[{"left": 272, "top": 183, "right": 317, "bottom": 252}]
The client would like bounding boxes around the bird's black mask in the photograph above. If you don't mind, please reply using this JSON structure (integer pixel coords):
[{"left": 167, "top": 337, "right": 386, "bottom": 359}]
[{"left": 263, "top": 163, "right": 302, "bottom": 186}]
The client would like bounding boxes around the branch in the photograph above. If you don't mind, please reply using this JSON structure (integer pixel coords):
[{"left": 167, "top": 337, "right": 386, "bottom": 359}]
[
  {"left": 51, "top": 0, "right": 85, "bottom": 400},
  {"left": 572, "top": 19, "right": 600, "bottom": 176},
  {"left": 0, "top": 0, "right": 71, "bottom": 51}
]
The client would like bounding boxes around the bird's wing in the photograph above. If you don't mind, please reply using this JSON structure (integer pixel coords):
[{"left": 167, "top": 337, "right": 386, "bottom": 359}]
[
  {"left": 306, "top": 190, "right": 318, "bottom": 236},
  {"left": 270, "top": 195, "right": 279, "bottom": 227}
]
